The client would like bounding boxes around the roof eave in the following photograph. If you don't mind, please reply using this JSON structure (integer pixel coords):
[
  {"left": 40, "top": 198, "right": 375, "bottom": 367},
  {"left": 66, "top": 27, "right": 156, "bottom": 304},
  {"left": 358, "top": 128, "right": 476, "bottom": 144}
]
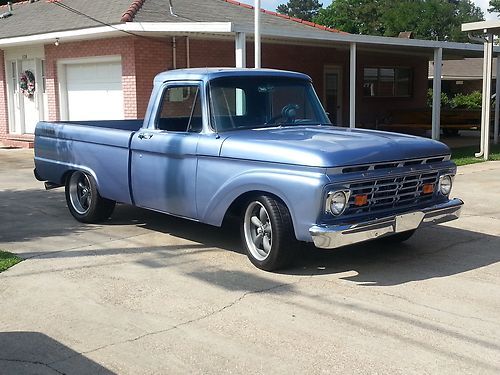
[{"left": 0, "top": 22, "right": 234, "bottom": 47}]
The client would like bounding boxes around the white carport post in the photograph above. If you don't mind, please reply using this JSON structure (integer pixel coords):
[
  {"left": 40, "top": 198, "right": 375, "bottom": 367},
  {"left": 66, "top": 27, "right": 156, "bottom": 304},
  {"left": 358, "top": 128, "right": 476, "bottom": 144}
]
[
  {"left": 235, "top": 32, "right": 246, "bottom": 68},
  {"left": 254, "top": 0, "right": 261, "bottom": 68},
  {"left": 431, "top": 48, "right": 443, "bottom": 141},
  {"left": 495, "top": 54, "right": 500, "bottom": 145},
  {"left": 349, "top": 42, "right": 356, "bottom": 128},
  {"left": 481, "top": 33, "right": 494, "bottom": 159},
  {"left": 462, "top": 21, "right": 500, "bottom": 160}
]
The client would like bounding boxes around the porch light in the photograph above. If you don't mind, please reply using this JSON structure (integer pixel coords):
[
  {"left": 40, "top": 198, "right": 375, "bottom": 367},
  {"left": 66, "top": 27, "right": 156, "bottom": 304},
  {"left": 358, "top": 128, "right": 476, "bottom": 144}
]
[{"left": 54, "top": 38, "right": 59, "bottom": 47}]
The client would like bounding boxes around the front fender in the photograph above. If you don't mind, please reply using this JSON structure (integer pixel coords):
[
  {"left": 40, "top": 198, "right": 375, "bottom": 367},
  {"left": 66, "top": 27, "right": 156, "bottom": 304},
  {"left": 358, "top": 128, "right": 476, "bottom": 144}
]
[{"left": 197, "top": 161, "right": 328, "bottom": 241}]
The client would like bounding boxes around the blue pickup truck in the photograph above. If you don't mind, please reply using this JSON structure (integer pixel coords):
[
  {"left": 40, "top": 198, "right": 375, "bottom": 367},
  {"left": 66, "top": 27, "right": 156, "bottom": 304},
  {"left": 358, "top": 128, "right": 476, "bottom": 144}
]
[{"left": 34, "top": 68, "right": 463, "bottom": 271}]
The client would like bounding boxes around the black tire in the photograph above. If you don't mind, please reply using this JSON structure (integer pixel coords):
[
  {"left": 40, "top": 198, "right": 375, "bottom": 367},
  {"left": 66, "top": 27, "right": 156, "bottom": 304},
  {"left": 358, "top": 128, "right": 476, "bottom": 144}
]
[
  {"left": 379, "top": 229, "right": 416, "bottom": 243},
  {"left": 241, "top": 195, "right": 298, "bottom": 271},
  {"left": 65, "top": 171, "right": 115, "bottom": 223}
]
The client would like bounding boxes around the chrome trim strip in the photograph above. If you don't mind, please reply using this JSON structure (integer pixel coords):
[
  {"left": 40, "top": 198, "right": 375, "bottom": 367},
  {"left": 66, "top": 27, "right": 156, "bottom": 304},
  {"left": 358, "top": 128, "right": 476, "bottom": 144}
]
[
  {"left": 309, "top": 198, "right": 463, "bottom": 249},
  {"left": 326, "top": 154, "right": 452, "bottom": 175}
]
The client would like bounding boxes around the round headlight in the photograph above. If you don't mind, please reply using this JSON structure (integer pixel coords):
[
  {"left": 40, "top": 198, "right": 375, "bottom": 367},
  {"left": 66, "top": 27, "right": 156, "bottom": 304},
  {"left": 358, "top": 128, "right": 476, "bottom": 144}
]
[
  {"left": 327, "top": 191, "right": 348, "bottom": 216},
  {"left": 439, "top": 175, "right": 452, "bottom": 195}
]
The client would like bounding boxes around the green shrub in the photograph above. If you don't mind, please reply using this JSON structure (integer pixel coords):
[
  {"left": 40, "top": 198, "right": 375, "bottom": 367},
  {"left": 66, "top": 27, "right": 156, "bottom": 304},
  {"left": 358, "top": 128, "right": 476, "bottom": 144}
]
[
  {"left": 427, "top": 89, "right": 452, "bottom": 108},
  {"left": 451, "top": 91, "right": 482, "bottom": 109},
  {"left": 427, "top": 89, "right": 483, "bottom": 110}
]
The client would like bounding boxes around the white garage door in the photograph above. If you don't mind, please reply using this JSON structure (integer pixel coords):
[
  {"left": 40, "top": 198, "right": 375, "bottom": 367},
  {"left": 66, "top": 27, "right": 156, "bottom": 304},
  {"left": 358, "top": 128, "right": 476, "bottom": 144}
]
[{"left": 66, "top": 61, "right": 124, "bottom": 121}]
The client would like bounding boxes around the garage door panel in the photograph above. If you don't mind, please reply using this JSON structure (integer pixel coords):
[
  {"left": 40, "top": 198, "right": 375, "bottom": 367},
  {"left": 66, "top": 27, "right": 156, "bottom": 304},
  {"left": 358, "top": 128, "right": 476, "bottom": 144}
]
[{"left": 66, "top": 61, "right": 124, "bottom": 121}]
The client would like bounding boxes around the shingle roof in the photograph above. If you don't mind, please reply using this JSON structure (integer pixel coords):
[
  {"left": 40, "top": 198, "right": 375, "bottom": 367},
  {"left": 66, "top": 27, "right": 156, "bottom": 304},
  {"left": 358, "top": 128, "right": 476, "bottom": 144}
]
[
  {"left": 429, "top": 58, "right": 498, "bottom": 80},
  {"left": 0, "top": 0, "right": 342, "bottom": 40},
  {"left": 0, "top": 0, "right": 133, "bottom": 39}
]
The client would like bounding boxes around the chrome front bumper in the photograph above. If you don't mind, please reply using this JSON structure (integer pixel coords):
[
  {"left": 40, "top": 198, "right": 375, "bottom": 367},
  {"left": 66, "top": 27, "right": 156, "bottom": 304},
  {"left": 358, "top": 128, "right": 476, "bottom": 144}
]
[{"left": 309, "top": 198, "right": 464, "bottom": 249}]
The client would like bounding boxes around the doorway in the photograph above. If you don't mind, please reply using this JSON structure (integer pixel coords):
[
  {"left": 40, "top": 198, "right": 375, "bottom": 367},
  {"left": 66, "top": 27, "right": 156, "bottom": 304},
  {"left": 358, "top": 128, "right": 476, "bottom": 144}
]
[
  {"left": 324, "top": 66, "right": 343, "bottom": 126},
  {"left": 7, "top": 59, "right": 45, "bottom": 134}
]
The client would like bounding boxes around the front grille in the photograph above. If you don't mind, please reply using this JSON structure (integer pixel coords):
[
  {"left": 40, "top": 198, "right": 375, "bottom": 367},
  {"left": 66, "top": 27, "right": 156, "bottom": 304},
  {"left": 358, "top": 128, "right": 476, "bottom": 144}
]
[{"left": 345, "top": 171, "right": 439, "bottom": 215}]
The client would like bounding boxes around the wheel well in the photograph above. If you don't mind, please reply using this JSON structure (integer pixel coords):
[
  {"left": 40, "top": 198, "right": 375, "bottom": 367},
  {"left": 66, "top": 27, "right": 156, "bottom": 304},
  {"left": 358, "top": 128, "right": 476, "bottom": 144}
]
[
  {"left": 61, "top": 170, "right": 74, "bottom": 185},
  {"left": 223, "top": 190, "right": 290, "bottom": 224}
]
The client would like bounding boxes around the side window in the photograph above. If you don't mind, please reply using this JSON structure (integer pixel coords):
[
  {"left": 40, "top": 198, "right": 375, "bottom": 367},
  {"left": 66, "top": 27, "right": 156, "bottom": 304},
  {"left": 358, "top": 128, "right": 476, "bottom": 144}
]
[{"left": 156, "top": 85, "right": 202, "bottom": 132}]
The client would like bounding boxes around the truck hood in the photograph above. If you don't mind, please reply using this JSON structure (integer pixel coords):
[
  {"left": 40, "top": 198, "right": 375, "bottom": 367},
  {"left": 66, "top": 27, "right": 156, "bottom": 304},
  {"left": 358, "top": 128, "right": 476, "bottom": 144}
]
[{"left": 219, "top": 126, "right": 450, "bottom": 168}]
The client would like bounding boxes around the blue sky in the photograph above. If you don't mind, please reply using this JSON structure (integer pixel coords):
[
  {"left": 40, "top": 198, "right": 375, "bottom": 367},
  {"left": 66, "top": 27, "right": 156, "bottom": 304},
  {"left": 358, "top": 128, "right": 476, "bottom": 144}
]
[{"left": 240, "top": 0, "right": 498, "bottom": 20}]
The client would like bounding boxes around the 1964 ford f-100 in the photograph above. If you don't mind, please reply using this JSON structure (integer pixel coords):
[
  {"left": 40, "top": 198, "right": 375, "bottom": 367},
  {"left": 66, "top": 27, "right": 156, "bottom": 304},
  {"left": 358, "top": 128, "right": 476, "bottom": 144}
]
[{"left": 34, "top": 68, "right": 463, "bottom": 271}]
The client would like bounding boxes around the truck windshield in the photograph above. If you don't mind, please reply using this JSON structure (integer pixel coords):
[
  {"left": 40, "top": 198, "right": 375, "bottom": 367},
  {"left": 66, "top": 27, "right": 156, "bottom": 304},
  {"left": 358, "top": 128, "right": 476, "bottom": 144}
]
[{"left": 209, "top": 76, "right": 330, "bottom": 132}]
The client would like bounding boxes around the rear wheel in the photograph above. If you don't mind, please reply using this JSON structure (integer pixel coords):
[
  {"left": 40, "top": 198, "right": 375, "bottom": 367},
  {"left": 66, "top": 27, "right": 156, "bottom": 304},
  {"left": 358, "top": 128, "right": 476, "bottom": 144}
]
[
  {"left": 65, "top": 171, "right": 115, "bottom": 223},
  {"left": 241, "top": 195, "right": 298, "bottom": 271}
]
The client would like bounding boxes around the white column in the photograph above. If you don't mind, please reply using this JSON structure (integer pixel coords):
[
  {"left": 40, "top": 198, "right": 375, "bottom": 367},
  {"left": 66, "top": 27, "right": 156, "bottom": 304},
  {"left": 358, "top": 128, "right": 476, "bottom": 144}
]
[
  {"left": 349, "top": 42, "right": 356, "bottom": 128},
  {"left": 483, "top": 33, "right": 494, "bottom": 160},
  {"left": 254, "top": 0, "right": 261, "bottom": 68},
  {"left": 235, "top": 32, "right": 246, "bottom": 68},
  {"left": 476, "top": 43, "right": 488, "bottom": 157},
  {"left": 431, "top": 48, "right": 442, "bottom": 141},
  {"left": 494, "top": 54, "right": 499, "bottom": 145}
]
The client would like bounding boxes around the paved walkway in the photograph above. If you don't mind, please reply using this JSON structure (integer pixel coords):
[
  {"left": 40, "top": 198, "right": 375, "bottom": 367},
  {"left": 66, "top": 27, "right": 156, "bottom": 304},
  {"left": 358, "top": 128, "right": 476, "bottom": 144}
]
[{"left": 1, "top": 149, "right": 499, "bottom": 374}]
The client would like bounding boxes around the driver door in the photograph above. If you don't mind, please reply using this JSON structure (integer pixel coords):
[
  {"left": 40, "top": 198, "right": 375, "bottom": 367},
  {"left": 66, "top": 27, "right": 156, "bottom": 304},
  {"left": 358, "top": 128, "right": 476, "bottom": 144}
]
[{"left": 130, "top": 83, "right": 202, "bottom": 219}]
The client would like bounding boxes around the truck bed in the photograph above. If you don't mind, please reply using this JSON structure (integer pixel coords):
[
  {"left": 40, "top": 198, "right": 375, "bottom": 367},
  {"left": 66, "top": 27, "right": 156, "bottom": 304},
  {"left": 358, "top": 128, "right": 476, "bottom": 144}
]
[{"left": 34, "top": 119, "right": 144, "bottom": 205}]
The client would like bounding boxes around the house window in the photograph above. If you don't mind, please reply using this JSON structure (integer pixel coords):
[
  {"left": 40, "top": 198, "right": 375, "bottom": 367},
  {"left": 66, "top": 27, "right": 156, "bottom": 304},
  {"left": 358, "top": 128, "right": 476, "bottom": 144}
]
[
  {"left": 11, "top": 61, "right": 18, "bottom": 92},
  {"left": 363, "top": 67, "right": 412, "bottom": 97},
  {"left": 41, "top": 60, "right": 46, "bottom": 93}
]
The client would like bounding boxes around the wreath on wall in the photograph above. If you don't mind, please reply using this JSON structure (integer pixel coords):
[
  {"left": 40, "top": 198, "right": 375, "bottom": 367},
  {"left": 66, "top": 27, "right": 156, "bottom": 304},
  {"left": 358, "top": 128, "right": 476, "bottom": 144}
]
[{"left": 19, "top": 70, "right": 36, "bottom": 98}]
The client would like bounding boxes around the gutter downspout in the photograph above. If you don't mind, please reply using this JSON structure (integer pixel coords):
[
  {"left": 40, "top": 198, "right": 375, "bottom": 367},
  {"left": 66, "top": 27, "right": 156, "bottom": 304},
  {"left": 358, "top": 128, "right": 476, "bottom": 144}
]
[
  {"left": 172, "top": 36, "right": 177, "bottom": 70},
  {"left": 186, "top": 36, "right": 190, "bottom": 68},
  {"left": 468, "top": 33, "right": 487, "bottom": 158}
]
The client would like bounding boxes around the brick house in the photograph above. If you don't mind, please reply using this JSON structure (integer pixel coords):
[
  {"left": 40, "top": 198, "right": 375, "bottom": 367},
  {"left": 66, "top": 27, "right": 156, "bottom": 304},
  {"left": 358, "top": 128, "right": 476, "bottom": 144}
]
[{"left": 0, "top": 0, "right": 485, "bottom": 147}]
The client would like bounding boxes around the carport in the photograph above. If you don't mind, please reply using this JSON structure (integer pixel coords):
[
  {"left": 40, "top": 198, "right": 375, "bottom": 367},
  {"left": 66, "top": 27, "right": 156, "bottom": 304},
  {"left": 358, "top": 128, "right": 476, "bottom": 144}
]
[{"left": 235, "top": 22, "right": 490, "bottom": 141}]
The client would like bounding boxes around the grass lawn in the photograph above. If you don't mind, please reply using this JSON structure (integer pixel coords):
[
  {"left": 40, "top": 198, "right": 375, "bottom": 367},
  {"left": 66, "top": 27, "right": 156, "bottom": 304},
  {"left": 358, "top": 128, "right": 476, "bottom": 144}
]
[
  {"left": 0, "top": 251, "right": 22, "bottom": 273},
  {"left": 451, "top": 143, "right": 500, "bottom": 166}
]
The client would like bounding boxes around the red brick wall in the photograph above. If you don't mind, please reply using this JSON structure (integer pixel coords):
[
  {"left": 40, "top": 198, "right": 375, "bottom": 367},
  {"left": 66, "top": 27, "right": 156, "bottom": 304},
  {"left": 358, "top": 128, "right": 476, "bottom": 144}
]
[
  {"left": 356, "top": 51, "right": 429, "bottom": 127},
  {"left": 133, "top": 37, "right": 171, "bottom": 118},
  {"left": 0, "top": 49, "right": 9, "bottom": 141},
  {"left": 44, "top": 37, "right": 137, "bottom": 120},
  {"left": 0, "top": 35, "right": 430, "bottom": 142},
  {"left": 186, "top": 38, "right": 428, "bottom": 128}
]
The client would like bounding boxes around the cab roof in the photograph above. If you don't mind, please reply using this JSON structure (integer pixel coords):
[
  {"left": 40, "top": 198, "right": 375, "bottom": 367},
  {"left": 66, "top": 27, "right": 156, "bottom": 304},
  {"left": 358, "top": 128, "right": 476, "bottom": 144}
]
[{"left": 154, "top": 68, "right": 312, "bottom": 85}]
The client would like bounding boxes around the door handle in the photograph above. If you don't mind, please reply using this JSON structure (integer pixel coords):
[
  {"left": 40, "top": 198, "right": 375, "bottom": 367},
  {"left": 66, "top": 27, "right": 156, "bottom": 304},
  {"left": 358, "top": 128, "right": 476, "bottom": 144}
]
[{"left": 138, "top": 133, "right": 153, "bottom": 140}]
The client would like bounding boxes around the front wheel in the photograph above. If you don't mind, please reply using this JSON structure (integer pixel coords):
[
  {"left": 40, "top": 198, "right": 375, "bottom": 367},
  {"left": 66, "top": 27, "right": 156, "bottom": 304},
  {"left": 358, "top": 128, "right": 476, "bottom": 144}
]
[
  {"left": 241, "top": 195, "right": 298, "bottom": 271},
  {"left": 65, "top": 171, "right": 115, "bottom": 223}
]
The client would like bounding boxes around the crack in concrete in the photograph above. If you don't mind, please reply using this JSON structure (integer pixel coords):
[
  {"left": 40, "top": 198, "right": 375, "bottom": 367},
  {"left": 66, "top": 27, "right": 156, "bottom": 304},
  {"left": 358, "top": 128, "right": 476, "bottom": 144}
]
[
  {"left": 379, "top": 291, "right": 500, "bottom": 327},
  {"left": 13, "top": 232, "right": 154, "bottom": 262},
  {"left": 0, "top": 357, "right": 66, "bottom": 375},
  {"left": 46, "top": 279, "right": 302, "bottom": 367},
  {"left": 461, "top": 213, "right": 500, "bottom": 222}
]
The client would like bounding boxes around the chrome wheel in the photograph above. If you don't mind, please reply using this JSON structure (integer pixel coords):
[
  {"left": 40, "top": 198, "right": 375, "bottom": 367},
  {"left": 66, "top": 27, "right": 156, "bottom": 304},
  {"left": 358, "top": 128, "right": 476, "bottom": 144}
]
[
  {"left": 244, "top": 201, "right": 273, "bottom": 261},
  {"left": 68, "top": 171, "right": 92, "bottom": 215}
]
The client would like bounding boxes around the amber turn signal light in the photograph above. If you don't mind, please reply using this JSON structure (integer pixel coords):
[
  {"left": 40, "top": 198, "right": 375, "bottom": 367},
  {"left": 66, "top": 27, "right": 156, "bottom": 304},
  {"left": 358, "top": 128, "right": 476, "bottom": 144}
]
[
  {"left": 354, "top": 194, "right": 368, "bottom": 206},
  {"left": 422, "top": 183, "right": 434, "bottom": 194}
]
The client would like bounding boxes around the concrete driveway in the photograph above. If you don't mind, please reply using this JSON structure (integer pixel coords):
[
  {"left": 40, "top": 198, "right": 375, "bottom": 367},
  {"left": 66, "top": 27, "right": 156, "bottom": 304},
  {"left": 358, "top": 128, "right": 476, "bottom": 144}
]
[{"left": 0, "top": 148, "right": 499, "bottom": 375}]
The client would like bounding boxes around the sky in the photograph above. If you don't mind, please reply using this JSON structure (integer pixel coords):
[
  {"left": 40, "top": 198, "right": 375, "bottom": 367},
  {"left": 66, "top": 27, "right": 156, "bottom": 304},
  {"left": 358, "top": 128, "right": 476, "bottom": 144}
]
[{"left": 240, "top": 0, "right": 499, "bottom": 20}]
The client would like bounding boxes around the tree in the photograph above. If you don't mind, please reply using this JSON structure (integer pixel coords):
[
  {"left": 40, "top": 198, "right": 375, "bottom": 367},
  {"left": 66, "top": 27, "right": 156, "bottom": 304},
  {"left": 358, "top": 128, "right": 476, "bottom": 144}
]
[
  {"left": 313, "top": 0, "right": 386, "bottom": 35},
  {"left": 276, "top": 0, "right": 323, "bottom": 22},
  {"left": 313, "top": 0, "right": 484, "bottom": 42},
  {"left": 489, "top": 0, "right": 500, "bottom": 13}
]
